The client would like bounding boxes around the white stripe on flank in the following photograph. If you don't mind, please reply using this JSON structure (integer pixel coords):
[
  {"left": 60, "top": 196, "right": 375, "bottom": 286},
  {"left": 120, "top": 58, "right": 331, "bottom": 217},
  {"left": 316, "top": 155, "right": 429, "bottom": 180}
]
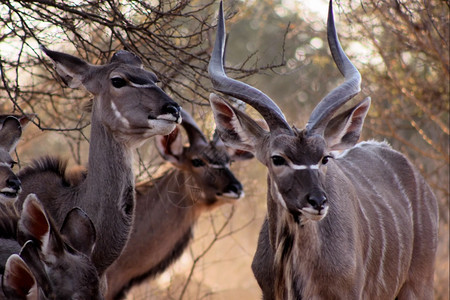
[{"left": 342, "top": 159, "right": 388, "bottom": 290}]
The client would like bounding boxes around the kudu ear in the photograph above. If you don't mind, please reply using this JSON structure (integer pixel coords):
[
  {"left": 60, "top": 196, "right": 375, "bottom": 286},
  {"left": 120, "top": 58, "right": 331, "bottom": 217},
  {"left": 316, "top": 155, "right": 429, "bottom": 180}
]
[
  {"left": 227, "top": 148, "right": 254, "bottom": 161},
  {"left": 2, "top": 254, "right": 37, "bottom": 299},
  {"left": 17, "top": 194, "right": 50, "bottom": 247},
  {"left": 209, "top": 93, "right": 266, "bottom": 154},
  {"left": 155, "top": 127, "right": 184, "bottom": 164},
  {"left": 60, "top": 207, "right": 96, "bottom": 256},
  {"left": 110, "top": 50, "right": 143, "bottom": 67},
  {"left": 18, "top": 114, "right": 36, "bottom": 129},
  {"left": 19, "top": 241, "right": 52, "bottom": 297},
  {"left": 18, "top": 194, "right": 65, "bottom": 256},
  {"left": 0, "top": 117, "right": 22, "bottom": 153},
  {"left": 41, "top": 45, "right": 90, "bottom": 88},
  {"left": 324, "top": 97, "right": 371, "bottom": 151}
]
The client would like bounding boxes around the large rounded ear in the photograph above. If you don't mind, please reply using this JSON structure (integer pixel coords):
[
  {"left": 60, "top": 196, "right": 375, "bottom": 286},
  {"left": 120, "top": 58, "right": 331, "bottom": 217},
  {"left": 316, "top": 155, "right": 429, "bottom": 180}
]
[
  {"left": 0, "top": 116, "right": 22, "bottom": 153},
  {"left": 155, "top": 127, "right": 184, "bottom": 164},
  {"left": 19, "top": 241, "right": 52, "bottom": 297},
  {"left": 209, "top": 93, "right": 266, "bottom": 154},
  {"left": 60, "top": 207, "right": 96, "bottom": 256},
  {"left": 17, "top": 194, "right": 50, "bottom": 248},
  {"left": 2, "top": 254, "right": 36, "bottom": 299},
  {"left": 18, "top": 194, "right": 65, "bottom": 256},
  {"left": 324, "top": 97, "right": 371, "bottom": 151},
  {"left": 41, "top": 45, "right": 90, "bottom": 88}
]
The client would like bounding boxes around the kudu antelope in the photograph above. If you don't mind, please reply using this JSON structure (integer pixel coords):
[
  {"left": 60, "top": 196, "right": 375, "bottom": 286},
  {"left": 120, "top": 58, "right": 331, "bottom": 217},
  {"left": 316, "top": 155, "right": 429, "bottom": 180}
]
[
  {"left": 16, "top": 47, "right": 181, "bottom": 276},
  {"left": 104, "top": 110, "right": 252, "bottom": 300},
  {"left": 208, "top": 1, "right": 438, "bottom": 299},
  {"left": 1, "top": 194, "right": 101, "bottom": 299},
  {"left": 0, "top": 115, "right": 33, "bottom": 203}
]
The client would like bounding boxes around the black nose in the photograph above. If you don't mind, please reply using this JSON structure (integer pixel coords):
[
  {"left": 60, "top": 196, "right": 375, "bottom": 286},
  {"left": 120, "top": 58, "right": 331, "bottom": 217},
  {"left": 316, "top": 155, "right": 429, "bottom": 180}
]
[
  {"left": 161, "top": 103, "right": 181, "bottom": 119},
  {"left": 306, "top": 192, "right": 327, "bottom": 211},
  {"left": 7, "top": 178, "right": 21, "bottom": 191},
  {"left": 225, "top": 182, "right": 243, "bottom": 195}
]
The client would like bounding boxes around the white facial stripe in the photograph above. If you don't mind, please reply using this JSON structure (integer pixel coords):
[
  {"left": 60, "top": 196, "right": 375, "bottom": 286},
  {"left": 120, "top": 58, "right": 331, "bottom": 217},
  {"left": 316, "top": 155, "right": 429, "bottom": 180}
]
[
  {"left": 129, "top": 82, "right": 155, "bottom": 88},
  {"left": 110, "top": 102, "right": 130, "bottom": 127},
  {"left": 0, "top": 162, "right": 11, "bottom": 167},
  {"left": 289, "top": 163, "right": 319, "bottom": 170},
  {"left": 273, "top": 182, "right": 287, "bottom": 210},
  {"left": 209, "top": 164, "right": 229, "bottom": 169}
]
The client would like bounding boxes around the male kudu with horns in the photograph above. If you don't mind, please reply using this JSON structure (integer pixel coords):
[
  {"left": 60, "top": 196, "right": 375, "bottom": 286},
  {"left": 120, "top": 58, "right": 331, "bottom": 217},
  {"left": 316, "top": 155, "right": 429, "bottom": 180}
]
[{"left": 208, "top": 1, "right": 438, "bottom": 299}]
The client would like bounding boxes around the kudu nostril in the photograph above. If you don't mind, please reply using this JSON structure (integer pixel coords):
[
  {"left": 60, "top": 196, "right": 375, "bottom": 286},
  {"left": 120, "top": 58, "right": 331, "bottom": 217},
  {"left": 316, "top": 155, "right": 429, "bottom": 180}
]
[
  {"left": 162, "top": 103, "right": 181, "bottom": 118},
  {"left": 307, "top": 193, "right": 327, "bottom": 210},
  {"left": 226, "top": 182, "right": 243, "bottom": 195},
  {"left": 7, "top": 178, "right": 21, "bottom": 190}
]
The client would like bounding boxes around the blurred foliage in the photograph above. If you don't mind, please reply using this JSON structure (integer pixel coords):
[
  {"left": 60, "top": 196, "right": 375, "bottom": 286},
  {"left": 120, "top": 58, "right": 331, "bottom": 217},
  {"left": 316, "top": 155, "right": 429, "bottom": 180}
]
[{"left": 337, "top": 0, "right": 449, "bottom": 217}]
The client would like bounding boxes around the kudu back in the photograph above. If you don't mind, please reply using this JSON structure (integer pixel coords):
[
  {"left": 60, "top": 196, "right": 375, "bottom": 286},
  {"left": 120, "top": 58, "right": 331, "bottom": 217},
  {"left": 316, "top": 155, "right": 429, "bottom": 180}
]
[
  {"left": 1, "top": 194, "right": 101, "bottom": 299},
  {"left": 16, "top": 47, "right": 181, "bottom": 277},
  {"left": 104, "top": 110, "right": 252, "bottom": 300},
  {"left": 208, "top": 1, "right": 438, "bottom": 299}
]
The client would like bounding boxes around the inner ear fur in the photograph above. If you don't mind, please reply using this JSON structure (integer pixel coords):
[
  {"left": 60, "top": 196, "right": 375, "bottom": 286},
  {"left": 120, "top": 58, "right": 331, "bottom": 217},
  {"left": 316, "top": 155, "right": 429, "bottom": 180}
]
[
  {"left": 324, "top": 97, "right": 371, "bottom": 151},
  {"left": 2, "top": 254, "right": 36, "bottom": 299},
  {"left": 209, "top": 93, "right": 267, "bottom": 154},
  {"left": 60, "top": 207, "right": 96, "bottom": 256},
  {"left": 41, "top": 45, "right": 90, "bottom": 89},
  {"left": 155, "top": 127, "right": 183, "bottom": 164},
  {"left": 0, "top": 117, "right": 22, "bottom": 152}
]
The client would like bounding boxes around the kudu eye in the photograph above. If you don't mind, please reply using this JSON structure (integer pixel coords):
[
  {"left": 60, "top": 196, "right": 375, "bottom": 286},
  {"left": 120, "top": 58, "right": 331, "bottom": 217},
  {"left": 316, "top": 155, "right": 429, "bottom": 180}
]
[
  {"left": 322, "top": 155, "right": 332, "bottom": 165},
  {"left": 111, "top": 77, "right": 127, "bottom": 88},
  {"left": 271, "top": 155, "right": 286, "bottom": 166},
  {"left": 10, "top": 161, "right": 17, "bottom": 168},
  {"left": 191, "top": 158, "right": 205, "bottom": 167}
]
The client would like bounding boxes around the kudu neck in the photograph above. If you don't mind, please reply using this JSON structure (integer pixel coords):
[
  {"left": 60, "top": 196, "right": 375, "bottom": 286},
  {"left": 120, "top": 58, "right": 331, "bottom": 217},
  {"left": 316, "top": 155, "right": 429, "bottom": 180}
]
[
  {"left": 85, "top": 109, "right": 134, "bottom": 189},
  {"left": 82, "top": 105, "right": 135, "bottom": 275}
]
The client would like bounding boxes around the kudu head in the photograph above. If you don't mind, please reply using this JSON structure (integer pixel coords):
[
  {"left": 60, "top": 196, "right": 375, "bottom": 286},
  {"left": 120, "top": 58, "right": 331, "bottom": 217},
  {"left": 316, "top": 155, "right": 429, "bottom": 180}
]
[
  {"left": 0, "top": 115, "right": 33, "bottom": 203},
  {"left": 208, "top": 1, "right": 370, "bottom": 223},
  {"left": 1, "top": 194, "right": 102, "bottom": 299},
  {"left": 155, "top": 110, "right": 253, "bottom": 207},
  {"left": 40, "top": 46, "right": 181, "bottom": 147}
]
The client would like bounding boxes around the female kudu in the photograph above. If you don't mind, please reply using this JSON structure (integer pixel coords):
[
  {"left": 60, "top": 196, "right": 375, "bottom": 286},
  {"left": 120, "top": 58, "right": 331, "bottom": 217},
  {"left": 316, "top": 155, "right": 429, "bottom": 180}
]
[
  {"left": 104, "top": 110, "right": 252, "bottom": 300},
  {"left": 16, "top": 47, "right": 181, "bottom": 278}
]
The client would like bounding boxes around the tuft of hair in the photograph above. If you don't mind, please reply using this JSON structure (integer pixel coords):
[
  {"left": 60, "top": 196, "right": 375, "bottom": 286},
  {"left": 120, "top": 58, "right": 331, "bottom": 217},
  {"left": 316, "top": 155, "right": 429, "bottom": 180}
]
[{"left": 17, "top": 156, "right": 74, "bottom": 187}]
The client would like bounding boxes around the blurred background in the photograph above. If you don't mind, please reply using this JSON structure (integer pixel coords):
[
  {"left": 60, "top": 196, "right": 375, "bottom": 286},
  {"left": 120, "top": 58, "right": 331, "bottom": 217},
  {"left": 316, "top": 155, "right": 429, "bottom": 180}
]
[{"left": 0, "top": 0, "right": 448, "bottom": 299}]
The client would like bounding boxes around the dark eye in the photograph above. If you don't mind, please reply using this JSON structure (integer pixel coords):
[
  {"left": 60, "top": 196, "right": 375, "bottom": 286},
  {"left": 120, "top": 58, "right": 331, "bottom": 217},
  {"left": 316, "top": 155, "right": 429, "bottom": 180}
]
[
  {"left": 10, "top": 161, "right": 17, "bottom": 168},
  {"left": 322, "top": 155, "right": 332, "bottom": 165},
  {"left": 111, "top": 77, "right": 127, "bottom": 88},
  {"left": 271, "top": 155, "right": 286, "bottom": 166},
  {"left": 191, "top": 159, "right": 205, "bottom": 167}
]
